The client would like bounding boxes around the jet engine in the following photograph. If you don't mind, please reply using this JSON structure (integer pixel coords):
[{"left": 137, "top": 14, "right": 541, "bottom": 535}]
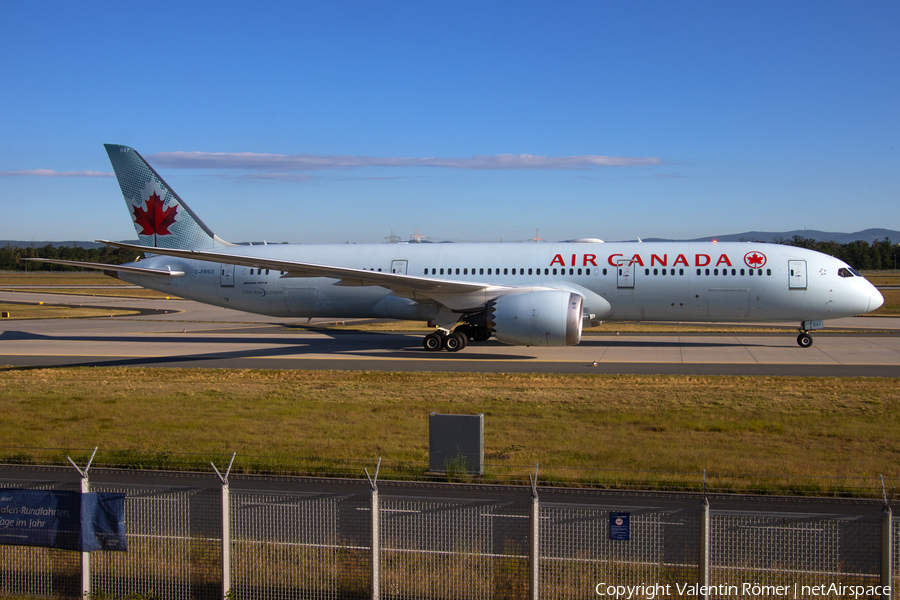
[{"left": 486, "top": 290, "right": 583, "bottom": 346}]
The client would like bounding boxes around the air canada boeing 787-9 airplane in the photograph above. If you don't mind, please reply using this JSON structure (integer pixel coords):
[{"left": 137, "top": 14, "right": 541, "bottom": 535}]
[{"left": 28, "top": 145, "right": 885, "bottom": 351}]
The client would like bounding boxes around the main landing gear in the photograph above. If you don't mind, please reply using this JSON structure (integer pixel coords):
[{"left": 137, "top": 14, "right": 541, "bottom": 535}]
[{"left": 422, "top": 325, "right": 491, "bottom": 352}]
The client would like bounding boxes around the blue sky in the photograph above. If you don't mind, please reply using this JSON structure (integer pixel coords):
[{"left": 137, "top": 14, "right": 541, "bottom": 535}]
[{"left": 1, "top": 1, "right": 897, "bottom": 244}]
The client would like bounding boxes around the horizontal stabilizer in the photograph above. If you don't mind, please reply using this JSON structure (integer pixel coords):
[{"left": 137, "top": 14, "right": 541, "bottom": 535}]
[{"left": 23, "top": 258, "right": 185, "bottom": 278}]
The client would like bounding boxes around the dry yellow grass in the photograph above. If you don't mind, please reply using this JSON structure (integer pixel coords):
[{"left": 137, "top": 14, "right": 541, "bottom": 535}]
[
  {"left": 0, "top": 367, "right": 897, "bottom": 494},
  {"left": 0, "top": 302, "right": 139, "bottom": 319}
]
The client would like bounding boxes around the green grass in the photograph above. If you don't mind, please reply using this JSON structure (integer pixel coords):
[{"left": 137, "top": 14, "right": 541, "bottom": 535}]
[{"left": 0, "top": 367, "right": 898, "bottom": 495}]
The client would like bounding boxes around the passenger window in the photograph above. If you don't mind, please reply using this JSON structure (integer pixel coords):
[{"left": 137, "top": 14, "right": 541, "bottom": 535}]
[
  {"left": 545, "top": 268, "right": 549, "bottom": 275},
  {"left": 456, "top": 268, "right": 460, "bottom": 275},
  {"left": 504, "top": 268, "right": 508, "bottom": 275},
  {"left": 714, "top": 269, "right": 718, "bottom": 275},
  {"left": 766, "top": 269, "right": 771, "bottom": 276},
  {"left": 480, "top": 268, "right": 484, "bottom": 275},
  {"left": 705, "top": 269, "right": 710, "bottom": 276},
  {"left": 679, "top": 269, "right": 684, "bottom": 275},
  {"left": 603, "top": 268, "right": 607, "bottom": 276},
  {"left": 553, "top": 268, "right": 557, "bottom": 275},
  {"left": 731, "top": 269, "right": 736, "bottom": 276},
  {"left": 528, "top": 268, "right": 533, "bottom": 275},
  {"left": 654, "top": 268, "right": 658, "bottom": 276},
  {"left": 740, "top": 269, "right": 745, "bottom": 276},
  {"left": 488, "top": 268, "right": 492, "bottom": 275},
  {"left": 577, "top": 268, "right": 582, "bottom": 275},
  {"left": 440, "top": 268, "right": 444, "bottom": 275},
  {"left": 645, "top": 268, "right": 650, "bottom": 275}
]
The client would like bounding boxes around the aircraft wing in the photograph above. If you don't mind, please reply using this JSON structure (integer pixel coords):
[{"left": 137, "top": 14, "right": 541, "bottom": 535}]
[
  {"left": 22, "top": 258, "right": 185, "bottom": 277},
  {"left": 96, "top": 240, "right": 504, "bottom": 295}
]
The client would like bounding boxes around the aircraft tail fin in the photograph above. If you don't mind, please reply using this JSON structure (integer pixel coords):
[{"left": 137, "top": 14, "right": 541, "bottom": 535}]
[{"left": 104, "top": 144, "right": 234, "bottom": 249}]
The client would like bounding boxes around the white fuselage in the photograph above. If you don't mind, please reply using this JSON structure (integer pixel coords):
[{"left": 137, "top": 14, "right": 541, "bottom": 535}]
[{"left": 120, "top": 241, "right": 882, "bottom": 325}]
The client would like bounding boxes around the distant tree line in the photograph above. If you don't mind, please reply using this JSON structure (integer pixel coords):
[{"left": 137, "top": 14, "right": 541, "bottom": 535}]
[
  {"left": 0, "top": 244, "right": 139, "bottom": 271},
  {"left": 775, "top": 236, "right": 898, "bottom": 271},
  {"left": 2, "top": 237, "right": 898, "bottom": 271}
]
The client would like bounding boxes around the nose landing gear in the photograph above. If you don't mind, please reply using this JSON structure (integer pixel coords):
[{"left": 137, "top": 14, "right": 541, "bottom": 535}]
[{"left": 796, "top": 320, "right": 824, "bottom": 348}]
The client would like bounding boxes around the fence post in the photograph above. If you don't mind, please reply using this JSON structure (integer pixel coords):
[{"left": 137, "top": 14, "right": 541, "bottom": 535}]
[
  {"left": 529, "top": 464, "right": 540, "bottom": 600},
  {"left": 365, "top": 458, "right": 381, "bottom": 600},
  {"left": 881, "top": 476, "right": 893, "bottom": 600},
  {"left": 698, "top": 470, "right": 710, "bottom": 600},
  {"left": 212, "top": 453, "right": 236, "bottom": 600},
  {"left": 882, "top": 505, "right": 892, "bottom": 600},
  {"left": 67, "top": 447, "right": 97, "bottom": 600}
]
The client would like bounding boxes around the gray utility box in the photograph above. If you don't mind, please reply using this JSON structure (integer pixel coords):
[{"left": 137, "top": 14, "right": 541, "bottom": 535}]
[{"left": 428, "top": 413, "right": 484, "bottom": 475}]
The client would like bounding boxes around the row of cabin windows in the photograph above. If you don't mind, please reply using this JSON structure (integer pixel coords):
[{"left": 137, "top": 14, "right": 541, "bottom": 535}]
[
  {"left": 422, "top": 266, "right": 774, "bottom": 278},
  {"left": 640, "top": 269, "right": 772, "bottom": 277},
  {"left": 642, "top": 267, "right": 772, "bottom": 276},
  {"left": 424, "top": 267, "right": 606, "bottom": 277}
]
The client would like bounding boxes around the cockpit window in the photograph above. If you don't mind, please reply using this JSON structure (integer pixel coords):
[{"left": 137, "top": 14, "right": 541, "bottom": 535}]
[
  {"left": 849, "top": 267, "right": 862, "bottom": 277},
  {"left": 838, "top": 268, "right": 853, "bottom": 278}
]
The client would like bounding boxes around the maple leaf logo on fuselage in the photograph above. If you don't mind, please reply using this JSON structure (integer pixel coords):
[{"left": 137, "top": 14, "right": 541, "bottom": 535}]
[
  {"left": 744, "top": 251, "right": 767, "bottom": 269},
  {"left": 133, "top": 192, "right": 178, "bottom": 236}
]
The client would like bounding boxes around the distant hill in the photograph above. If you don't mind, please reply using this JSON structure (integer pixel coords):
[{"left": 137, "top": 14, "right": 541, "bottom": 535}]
[
  {"left": 1, "top": 240, "right": 111, "bottom": 249},
  {"left": 640, "top": 229, "right": 900, "bottom": 244},
  {"left": 3, "top": 229, "right": 898, "bottom": 248}
]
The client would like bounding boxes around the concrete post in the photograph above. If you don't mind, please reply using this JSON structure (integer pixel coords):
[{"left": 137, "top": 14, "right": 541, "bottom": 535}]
[
  {"left": 221, "top": 482, "right": 231, "bottom": 599},
  {"left": 68, "top": 448, "right": 97, "bottom": 600},
  {"left": 366, "top": 458, "right": 381, "bottom": 600},
  {"left": 371, "top": 487, "right": 380, "bottom": 600},
  {"left": 211, "top": 453, "right": 235, "bottom": 600},
  {"left": 529, "top": 465, "right": 540, "bottom": 600},
  {"left": 81, "top": 475, "right": 91, "bottom": 599},
  {"left": 882, "top": 505, "right": 892, "bottom": 600},
  {"left": 529, "top": 493, "right": 539, "bottom": 600},
  {"left": 698, "top": 497, "right": 710, "bottom": 600}
]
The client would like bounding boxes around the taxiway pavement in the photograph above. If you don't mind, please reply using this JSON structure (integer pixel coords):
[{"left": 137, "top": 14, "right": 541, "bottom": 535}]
[{"left": 1, "top": 290, "right": 898, "bottom": 376}]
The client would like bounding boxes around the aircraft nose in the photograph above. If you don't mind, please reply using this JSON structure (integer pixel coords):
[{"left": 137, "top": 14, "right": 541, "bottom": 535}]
[{"left": 868, "top": 288, "right": 884, "bottom": 313}]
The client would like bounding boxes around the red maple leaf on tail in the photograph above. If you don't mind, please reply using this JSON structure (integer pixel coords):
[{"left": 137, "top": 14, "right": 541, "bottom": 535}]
[{"left": 133, "top": 192, "right": 178, "bottom": 236}]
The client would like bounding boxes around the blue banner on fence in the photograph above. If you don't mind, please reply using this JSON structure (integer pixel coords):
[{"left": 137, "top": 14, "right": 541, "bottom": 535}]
[
  {"left": 609, "top": 511, "right": 630, "bottom": 541},
  {"left": 0, "top": 489, "right": 126, "bottom": 552}
]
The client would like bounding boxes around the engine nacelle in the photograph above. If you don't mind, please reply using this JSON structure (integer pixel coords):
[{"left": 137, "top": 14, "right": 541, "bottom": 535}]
[{"left": 487, "top": 290, "right": 583, "bottom": 346}]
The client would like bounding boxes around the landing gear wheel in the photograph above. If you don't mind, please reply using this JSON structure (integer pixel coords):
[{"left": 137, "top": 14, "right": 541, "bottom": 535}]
[
  {"left": 797, "top": 333, "right": 813, "bottom": 348},
  {"left": 454, "top": 325, "right": 473, "bottom": 340},
  {"left": 471, "top": 326, "right": 491, "bottom": 342},
  {"left": 443, "top": 332, "right": 466, "bottom": 352},
  {"left": 423, "top": 332, "right": 443, "bottom": 351}
]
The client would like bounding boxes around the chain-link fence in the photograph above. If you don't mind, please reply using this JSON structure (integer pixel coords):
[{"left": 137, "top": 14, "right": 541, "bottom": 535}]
[{"left": 0, "top": 466, "right": 894, "bottom": 600}]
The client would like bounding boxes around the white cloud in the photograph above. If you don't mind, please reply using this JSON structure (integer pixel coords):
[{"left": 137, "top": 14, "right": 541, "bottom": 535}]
[
  {"left": 0, "top": 169, "right": 113, "bottom": 178},
  {"left": 148, "top": 151, "right": 663, "bottom": 171}
]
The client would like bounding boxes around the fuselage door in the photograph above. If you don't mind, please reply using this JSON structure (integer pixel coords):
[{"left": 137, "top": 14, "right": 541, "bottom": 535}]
[
  {"left": 788, "top": 260, "right": 807, "bottom": 289},
  {"left": 220, "top": 263, "right": 234, "bottom": 287},
  {"left": 391, "top": 260, "right": 408, "bottom": 275},
  {"left": 616, "top": 259, "right": 635, "bottom": 289}
]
